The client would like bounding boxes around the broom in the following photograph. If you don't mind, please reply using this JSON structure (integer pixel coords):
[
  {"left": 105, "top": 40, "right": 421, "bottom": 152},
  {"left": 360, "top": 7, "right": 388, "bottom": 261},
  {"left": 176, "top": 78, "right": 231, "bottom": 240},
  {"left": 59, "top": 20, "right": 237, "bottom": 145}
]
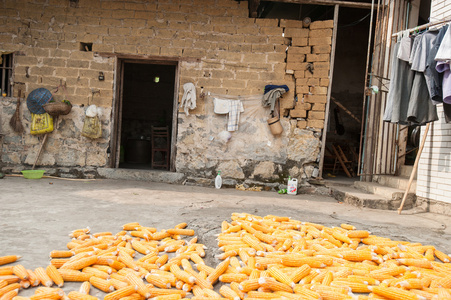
[{"left": 9, "top": 90, "right": 24, "bottom": 133}]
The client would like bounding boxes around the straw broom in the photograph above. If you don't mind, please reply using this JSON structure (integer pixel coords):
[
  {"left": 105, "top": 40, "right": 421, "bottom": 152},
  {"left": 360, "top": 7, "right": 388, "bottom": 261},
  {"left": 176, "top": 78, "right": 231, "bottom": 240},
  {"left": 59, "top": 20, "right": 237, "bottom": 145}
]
[{"left": 9, "top": 90, "right": 24, "bottom": 133}]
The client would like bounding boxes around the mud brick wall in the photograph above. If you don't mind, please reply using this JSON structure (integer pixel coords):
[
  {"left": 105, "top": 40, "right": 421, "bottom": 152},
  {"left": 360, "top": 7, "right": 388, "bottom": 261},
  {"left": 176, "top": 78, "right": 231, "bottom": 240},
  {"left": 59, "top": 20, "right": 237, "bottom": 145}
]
[
  {"left": 0, "top": 0, "right": 333, "bottom": 182},
  {"left": 283, "top": 19, "right": 333, "bottom": 130}
]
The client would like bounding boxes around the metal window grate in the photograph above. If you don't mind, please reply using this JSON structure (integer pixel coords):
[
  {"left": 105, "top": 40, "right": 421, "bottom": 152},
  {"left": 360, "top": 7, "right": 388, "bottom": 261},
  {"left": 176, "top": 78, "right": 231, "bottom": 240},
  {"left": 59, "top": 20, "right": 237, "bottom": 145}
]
[{"left": 0, "top": 53, "right": 13, "bottom": 97}]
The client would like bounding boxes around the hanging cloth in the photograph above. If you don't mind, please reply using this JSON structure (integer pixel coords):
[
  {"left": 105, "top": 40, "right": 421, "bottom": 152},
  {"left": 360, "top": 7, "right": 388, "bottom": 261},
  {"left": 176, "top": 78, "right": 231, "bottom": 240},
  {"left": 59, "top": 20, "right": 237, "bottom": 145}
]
[
  {"left": 435, "top": 25, "right": 451, "bottom": 61},
  {"left": 407, "top": 33, "right": 438, "bottom": 125},
  {"left": 383, "top": 41, "right": 415, "bottom": 124},
  {"left": 181, "top": 82, "right": 196, "bottom": 115},
  {"left": 425, "top": 25, "right": 449, "bottom": 104},
  {"left": 213, "top": 98, "right": 244, "bottom": 132}
]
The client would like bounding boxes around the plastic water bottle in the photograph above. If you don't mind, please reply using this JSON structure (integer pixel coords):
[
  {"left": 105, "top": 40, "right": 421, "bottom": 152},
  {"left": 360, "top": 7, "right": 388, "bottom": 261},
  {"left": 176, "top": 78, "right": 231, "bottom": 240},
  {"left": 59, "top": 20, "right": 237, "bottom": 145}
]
[{"left": 215, "top": 171, "right": 222, "bottom": 189}]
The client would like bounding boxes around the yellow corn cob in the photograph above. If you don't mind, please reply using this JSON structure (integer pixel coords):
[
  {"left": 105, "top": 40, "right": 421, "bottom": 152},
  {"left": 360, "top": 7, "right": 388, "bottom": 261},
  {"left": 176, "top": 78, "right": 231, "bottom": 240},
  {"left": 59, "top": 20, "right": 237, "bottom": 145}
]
[
  {"left": 12, "top": 265, "right": 28, "bottom": 281},
  {"left": 169, "top": 264, "right": 195, "bottom": 284},
  {"left": 424, "top": 248, "right": 435, "bottom": 261},
  {"left": 0, "top": 276, "right": 19, "bottom": 285},
  {"left": 268, "top": 266, "right": 294, "bottom": 287},
  {"left": 46, "top": 265, "right": 64, "bottom": 288},
  {"left": 242, "top": 234, "right": 265, "bottom": 252},
  {"left": 299, "top": 270, "right": 319, "bottom": 285},
  {"left": 0, "top": 267, "right": 13, "bottom": 276},
  {"left": 19, "top": 282, "right": 30, "bottom": 291},
  {"left": 155, "top": 254, "right": 169, "bottom": 267},
  {"left": 219, "top": 273, "right": 249, "bottom": 283},
  {"left": 246, "top": 291, "right": 279, "bottom": 298},
  {"left": 347, "top": 275, "right": 380, "bottom": 285},
  {"left": 82, "top": 267, "right": 110, "bottom": 280},
  {"left": 331, "top": 280, "right": 371, "bottom": 293},
  {"left": 58, "top": 269, "right": 92, "bottom": 282},
  {"left": 322, "top": 271, "right": 333, "bottom": 286},
  {"left": 437, "top": 277, "right": 451, "bottom": 289},
  {"left": 369, "top": 286, "right": 420, "bottom": 300},
  {"left": 397, "top": 259, "right": 433, "bottom": 269},
  {"left": 49, "top": 251, "right": 73, "bottom": 259},
  {"left": 258, "top": 277, "right": 293, "bottom": 293},
  {"left": 147, "top": 288, "right": 186, "bottom": 299},
  {"left": 167, "top": 229, "right": 195, "bottom": 236},
  {"left": 340, "top": 224, "right": 356, "bottom": 230},
  {"left": 282, "top": 254, "right": 326, "bottom": 268},
  {"left": 67, "top": 291, "right": 99, "bottom": 300},
  {"left": 145, "top": 274, "right": 172, "bottom": 289},
  {"left": 347, "top": 230, "right": 370, "bottom": 238},
  {"left": 230, "top": 281, "right": 245, "bottom": 300},
  {"left": 130, "top": 240, "right": 151, "bottom": 255},
  {"left": 118, "top": 254, "right": 139, "bottom": 271},
  {"left": 1, "top": 288, "right": 18, "bottom": 300},
  {"left": 50, "top": 259, "right": 70, "bottom": 269},
  {"left": 78, "top": 281, "right": 91, "bottom": 294},
  {"left": 0, "top": 256, "right": 21, "bottom": 267},
  {"left": 217, "top": 251, "right": 238, "bottom": 260},
  {"left": 0, "top": 283, "right": 20, "bottom": 298},
  {"left": 30, "top": 287, "right": 64, "bottom": 300},
  {"left": 340, "top": 250, "right": 375, "bottom": 262},
  {"left": 434, "top": 250, "right": 451, "bottom": 263},
  {"left": 122, "top": 222, "right": 140, "bottom": 231},
  {"left": 196, "top": 264, "right": 215, "bottom": 275},
  {"left": 290, "top": 265, "right": 311, "bottom": 283},
  {"left": 207, "top": 258, "right": 230, "bottom": 284},
  {"left": 88, "top": 276, "right": 114, "bottom": 293},
  {"left": 151, "top": 295, "right": 181, "bottom": 300},
  {"left": 61, "top": 255, "right": 98, "bottom": 270},
  {"left": 202, "top": 288, "right": 222, "bottom": 298},
  {"left": 239, "top": 278, "right": 260, "bottom": 292},
  {"left": 437, "top": 287, "right": 451, "bottom": 299},
  {"left": 109, "top": 278, "right": 128, "bottom": 290},
  {"left": 152, "top": 231, "right": 171, "bottom": 241},
  {"left": 107, "top": 259, "right": 125, "bottom": 271},
  {"left": 104, "top": 285, "right": 137, "bottom": 300},
  {"left": 34, "top": 267, "right": 53, "bottom": 287},
  {"left": 0, "top": 281, "right": 6, "bottom": 290},
  {"left": 219, "top": 285, "right": 240, "bottom": 300}
]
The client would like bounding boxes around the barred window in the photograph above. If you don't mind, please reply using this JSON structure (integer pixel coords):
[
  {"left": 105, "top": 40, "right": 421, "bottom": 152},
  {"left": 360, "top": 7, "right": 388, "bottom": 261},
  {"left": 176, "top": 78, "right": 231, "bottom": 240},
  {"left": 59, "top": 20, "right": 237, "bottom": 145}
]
[{"left": 0, "top": 53, "right": 13, "bottom": 97}]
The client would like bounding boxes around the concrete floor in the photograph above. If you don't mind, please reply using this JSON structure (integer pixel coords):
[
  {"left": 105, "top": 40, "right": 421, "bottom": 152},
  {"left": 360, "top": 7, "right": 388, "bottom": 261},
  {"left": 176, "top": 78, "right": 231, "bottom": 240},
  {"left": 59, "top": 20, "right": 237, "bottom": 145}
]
[{"left": 1, "top": 176, "right": 451, "bottom": 297}]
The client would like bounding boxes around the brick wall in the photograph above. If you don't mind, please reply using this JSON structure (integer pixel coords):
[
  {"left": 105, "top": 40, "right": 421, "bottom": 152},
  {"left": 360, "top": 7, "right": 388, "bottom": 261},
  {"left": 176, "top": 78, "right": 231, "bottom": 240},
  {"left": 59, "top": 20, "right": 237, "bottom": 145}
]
[
  {"left": 0, "top": 0, "right": 333, "bottom": 181},
  {"left": 415, "top": 0, "right": 451, "bottom": 204}
]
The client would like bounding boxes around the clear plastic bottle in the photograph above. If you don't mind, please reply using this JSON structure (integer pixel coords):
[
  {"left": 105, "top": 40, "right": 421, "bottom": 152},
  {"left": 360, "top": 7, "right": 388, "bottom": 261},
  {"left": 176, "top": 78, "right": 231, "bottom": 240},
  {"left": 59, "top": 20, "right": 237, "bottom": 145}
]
[{"left": 215, "top": 171, "right": 222, "bottom": 189}]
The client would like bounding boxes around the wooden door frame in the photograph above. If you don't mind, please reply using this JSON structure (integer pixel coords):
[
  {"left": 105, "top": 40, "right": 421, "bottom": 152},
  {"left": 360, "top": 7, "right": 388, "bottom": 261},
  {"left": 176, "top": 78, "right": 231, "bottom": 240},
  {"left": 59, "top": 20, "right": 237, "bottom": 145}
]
[{"left": 110, "top": 55, "right": 180, "bottom": 172}]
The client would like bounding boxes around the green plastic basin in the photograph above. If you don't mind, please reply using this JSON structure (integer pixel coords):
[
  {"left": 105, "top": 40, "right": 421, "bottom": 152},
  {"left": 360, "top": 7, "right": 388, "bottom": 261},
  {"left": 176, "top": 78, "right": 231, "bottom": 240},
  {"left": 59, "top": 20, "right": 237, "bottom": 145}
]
[{"left": 21, "top": 170, "right": 45, "bottom": 179}]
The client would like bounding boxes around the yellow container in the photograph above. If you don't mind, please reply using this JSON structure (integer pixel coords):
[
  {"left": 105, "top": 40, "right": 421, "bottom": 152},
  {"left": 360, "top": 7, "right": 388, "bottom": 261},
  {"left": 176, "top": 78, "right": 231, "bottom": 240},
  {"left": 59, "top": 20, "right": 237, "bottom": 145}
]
[{"left": 30, "top": 113, "right": 53, "bottom": 135}]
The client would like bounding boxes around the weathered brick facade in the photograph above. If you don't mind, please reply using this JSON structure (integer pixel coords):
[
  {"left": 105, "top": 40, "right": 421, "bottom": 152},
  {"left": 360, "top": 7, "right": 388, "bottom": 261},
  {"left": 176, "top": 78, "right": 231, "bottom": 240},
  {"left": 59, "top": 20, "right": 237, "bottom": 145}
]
[{"left": 0, "top": 0, "right": 332, "bottom": 184}]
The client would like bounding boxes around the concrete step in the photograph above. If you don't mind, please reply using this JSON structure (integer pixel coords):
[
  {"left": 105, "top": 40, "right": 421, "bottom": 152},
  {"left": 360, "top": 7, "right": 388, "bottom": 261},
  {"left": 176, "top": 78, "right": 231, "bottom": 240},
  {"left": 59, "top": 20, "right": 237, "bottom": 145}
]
[
  {"left": 329, "top": 184, "right": 415, "bottom": 210},
  {"left": 354, "top": 181, "right": 415, "bottom": 206},
  {"left": 97, "top": 168, "right": 185, "bottom": 184},
  {"left": 398, "top": 165, "right": 415, "bottom": 179},
  {"left": 373, "top": 174, "right": 416, "bottom": 192}
]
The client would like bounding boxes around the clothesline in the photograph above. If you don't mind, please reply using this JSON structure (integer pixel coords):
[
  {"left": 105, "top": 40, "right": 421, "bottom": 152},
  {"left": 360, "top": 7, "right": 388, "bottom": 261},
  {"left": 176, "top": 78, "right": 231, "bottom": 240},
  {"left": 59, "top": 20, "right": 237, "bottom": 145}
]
[{"left": 391, "top": 17, "right": 451, "bottom": 38}]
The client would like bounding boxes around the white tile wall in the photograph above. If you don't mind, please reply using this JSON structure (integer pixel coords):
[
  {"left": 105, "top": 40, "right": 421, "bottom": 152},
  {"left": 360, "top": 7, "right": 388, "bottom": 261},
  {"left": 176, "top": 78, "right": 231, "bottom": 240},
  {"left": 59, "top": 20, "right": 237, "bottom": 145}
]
[{"left": 417, "top": 104, "right": 451, "bottom": 203}]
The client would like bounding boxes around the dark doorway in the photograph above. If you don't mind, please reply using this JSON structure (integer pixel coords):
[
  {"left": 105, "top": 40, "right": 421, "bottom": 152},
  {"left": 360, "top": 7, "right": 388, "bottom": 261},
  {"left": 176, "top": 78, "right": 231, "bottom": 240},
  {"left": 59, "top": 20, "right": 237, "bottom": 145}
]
[{"left": 117, "top": 62, "right": 177, "bottom": 171}]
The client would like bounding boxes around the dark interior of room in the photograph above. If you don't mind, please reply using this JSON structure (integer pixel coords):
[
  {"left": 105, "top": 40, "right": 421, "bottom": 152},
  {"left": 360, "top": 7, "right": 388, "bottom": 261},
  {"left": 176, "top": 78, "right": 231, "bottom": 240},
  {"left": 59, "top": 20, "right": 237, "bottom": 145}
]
[{"left": 119, "top": 62, "right": 176, "bottom": 170}]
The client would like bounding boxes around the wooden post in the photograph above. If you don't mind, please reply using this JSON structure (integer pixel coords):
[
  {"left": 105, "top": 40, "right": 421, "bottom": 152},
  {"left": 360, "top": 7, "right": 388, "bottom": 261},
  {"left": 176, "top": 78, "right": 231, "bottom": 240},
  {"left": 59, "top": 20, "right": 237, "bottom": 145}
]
[
  {"left": 318, "top": 4, "right": 339, "bottom": 179},
  {"left": 398, "top": 122, "right": 431, "bottom": 214},
  {"left": 32, "top": 133, "right": 49, "bottom": 170}
]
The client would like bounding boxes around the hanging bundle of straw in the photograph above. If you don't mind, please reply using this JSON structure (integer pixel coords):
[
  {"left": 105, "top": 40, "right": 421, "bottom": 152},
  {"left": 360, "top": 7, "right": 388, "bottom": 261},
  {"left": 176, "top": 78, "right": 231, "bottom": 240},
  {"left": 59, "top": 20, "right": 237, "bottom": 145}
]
[{"left": 9, "top": 90, "right": 24, "bottom": 133}]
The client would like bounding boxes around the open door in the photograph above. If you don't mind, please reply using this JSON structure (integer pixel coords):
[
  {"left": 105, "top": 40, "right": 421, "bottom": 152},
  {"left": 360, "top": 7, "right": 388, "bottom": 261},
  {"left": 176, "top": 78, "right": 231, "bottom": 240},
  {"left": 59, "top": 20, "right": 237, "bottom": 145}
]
[{"left": 111, "top": 58, "right": 179, "bottom": 172}]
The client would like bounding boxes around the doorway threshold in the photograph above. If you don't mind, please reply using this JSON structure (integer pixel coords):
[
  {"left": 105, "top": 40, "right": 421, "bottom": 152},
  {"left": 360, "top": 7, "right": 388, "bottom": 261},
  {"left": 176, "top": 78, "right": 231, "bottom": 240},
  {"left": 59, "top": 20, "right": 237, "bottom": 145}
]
[{"left": 97, "top": 168, "right": 185, "bottom": 184}]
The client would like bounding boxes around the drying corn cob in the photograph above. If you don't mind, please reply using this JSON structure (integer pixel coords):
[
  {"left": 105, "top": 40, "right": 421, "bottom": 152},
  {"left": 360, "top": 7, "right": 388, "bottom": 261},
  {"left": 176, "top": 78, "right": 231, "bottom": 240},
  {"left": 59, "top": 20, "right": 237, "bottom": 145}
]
[
  {"left": 0, "top": 283, "right": 20, "bottom": 298},
  {"left": 0, "top": 288, "right": 18, "bottom": 300},
  {"left": 103, "top": 285, "right": 137, "bottom": 300},
  {"left": 67, "top": 291, "right": 99, "bottom": 300},
  {"left": 0, "top": 257, "right": 20, "bottom": 267},
  {"left": 46, "top": 265, "right": 64, "bottom": 288}
]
